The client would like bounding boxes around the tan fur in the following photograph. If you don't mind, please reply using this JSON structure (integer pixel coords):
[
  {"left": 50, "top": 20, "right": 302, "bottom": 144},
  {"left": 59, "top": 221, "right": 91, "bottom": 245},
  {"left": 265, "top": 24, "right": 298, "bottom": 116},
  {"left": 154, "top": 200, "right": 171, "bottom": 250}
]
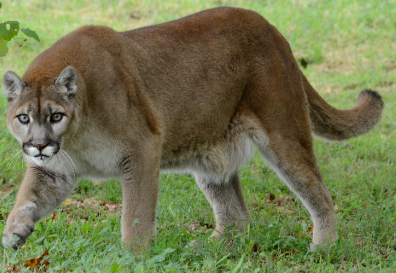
[{"left": 2, "top": 7, "right": 383, "bottom": 251}]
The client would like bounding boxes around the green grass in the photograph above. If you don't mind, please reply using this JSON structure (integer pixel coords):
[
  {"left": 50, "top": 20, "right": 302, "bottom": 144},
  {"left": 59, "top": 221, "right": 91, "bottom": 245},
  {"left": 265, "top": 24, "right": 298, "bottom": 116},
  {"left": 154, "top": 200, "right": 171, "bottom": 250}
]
[{"left": 1, "top": 0, "right": 396, "bottom": 271}]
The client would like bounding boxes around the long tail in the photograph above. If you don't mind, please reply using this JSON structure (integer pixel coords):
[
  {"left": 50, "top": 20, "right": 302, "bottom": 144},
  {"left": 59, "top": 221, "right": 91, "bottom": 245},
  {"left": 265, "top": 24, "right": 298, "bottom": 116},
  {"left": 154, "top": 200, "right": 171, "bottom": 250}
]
[{"left": 302, "top": 74, "right": 384, "bottom": 141}]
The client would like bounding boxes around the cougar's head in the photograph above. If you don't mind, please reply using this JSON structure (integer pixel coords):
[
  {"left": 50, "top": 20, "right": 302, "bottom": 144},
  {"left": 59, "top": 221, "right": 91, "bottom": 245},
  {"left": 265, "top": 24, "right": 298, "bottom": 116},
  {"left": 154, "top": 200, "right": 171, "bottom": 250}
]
[{"left": 3, "top": 66, "right": 77, "bottom": 166}]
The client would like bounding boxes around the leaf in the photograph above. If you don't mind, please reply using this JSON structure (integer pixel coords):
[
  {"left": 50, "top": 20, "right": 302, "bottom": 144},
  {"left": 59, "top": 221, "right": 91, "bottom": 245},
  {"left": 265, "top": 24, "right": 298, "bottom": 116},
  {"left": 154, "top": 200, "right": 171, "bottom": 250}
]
[
  {"left": 147, "top": 254, "right": 165, "bottom": 264},
  {"left": 63, "top": 198, "right": 72, "bottom": 206},
  {"left": 277, "top": 207, "right": 295, "bottom": 215},
  {"left": 52, "top": 213, "right": 58, "bottom": 220},
  {"left": 3, "top": 265, "right": 19, "bottom": 272},
  {"left": 24, "top": 249, "right": 50, "bottom": 270},
  {"left": 21, "top": 28, "right": 40, "bottom": 42},
  {"left": 250, "top": 243, "right": 259, "bottom": 252},
  {"left": 0, "top": 3, "right": 2, "bottom": 9},
  {"left": 111, "top": 263, "right": 121, "bottom": 271},
  {"left": 146, "top": 248, "right": 175, "bottom": 265},
  {"left": 299, "top": 57, "right": 308, "bottom": 69},
  {"left": 0, "top": 21, "right": 20, "bottom": 41},
  {"left": 188, "top": 219, "right": 202, "bottom": 231},
  {"left": 264, "top": 193, "right": 275, "bottom": 201},
  {"left": 361, "top": 201, "right": 371, "bottom": 207},
  {"left": 162, "top": 248, "right": 175, "bottom": 255},
  {"left": 0, "top": 38, "right": 8, "bottom": 57}
]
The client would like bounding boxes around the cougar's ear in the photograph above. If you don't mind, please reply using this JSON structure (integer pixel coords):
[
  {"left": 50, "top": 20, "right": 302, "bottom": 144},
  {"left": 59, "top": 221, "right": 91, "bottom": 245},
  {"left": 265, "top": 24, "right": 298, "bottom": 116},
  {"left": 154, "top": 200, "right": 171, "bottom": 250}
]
[
  {"left": 3, "top": 71, "right": 26, "bottom": 102},
  {"left": 55, "top": 66, "right": 77, "bottom": 98}
]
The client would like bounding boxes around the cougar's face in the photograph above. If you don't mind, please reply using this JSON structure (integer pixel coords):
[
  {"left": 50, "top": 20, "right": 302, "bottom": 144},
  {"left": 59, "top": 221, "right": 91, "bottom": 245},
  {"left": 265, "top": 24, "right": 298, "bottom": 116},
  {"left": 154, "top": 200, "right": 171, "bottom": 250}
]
[
  {"left": 8, "top": 93, "right": 73, "bottom": 165},
  {"left": 3, "top": 67, "right": 78, "bottom": 166}
]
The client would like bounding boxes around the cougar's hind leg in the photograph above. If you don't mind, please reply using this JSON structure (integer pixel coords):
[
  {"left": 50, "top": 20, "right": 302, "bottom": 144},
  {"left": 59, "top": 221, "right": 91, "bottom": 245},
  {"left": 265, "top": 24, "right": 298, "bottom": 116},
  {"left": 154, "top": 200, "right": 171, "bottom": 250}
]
[
  {"left": 195, "top": 173, "right": 251, "bottom": 240},
  {"left": 246, "top": 59, "right": 338, "bottom": 248},
  {"left": 254, "top": 133, "right": 338, "bottom": 247}
]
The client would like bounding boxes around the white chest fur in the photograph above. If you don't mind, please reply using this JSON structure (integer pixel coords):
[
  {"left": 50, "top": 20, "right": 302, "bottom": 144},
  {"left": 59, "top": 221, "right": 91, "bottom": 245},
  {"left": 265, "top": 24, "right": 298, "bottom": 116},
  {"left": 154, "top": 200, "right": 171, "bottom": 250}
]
[{"left": 63, "top": 132, "right": 123, "bottom": 180}]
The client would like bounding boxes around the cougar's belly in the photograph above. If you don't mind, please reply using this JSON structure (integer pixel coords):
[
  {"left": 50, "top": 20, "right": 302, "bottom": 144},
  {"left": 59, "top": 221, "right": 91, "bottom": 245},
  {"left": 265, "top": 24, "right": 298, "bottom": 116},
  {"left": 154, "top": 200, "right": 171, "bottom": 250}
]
[{"left": 159, "top": 114, "right": 256, "bottom": 181}]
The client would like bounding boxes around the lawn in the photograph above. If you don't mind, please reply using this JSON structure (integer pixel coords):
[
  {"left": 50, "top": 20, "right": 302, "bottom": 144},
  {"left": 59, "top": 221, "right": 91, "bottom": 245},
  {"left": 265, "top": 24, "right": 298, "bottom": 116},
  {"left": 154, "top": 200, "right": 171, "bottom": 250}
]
[{"left": 1, "top": 0, "right": 396, "bottom": 272}]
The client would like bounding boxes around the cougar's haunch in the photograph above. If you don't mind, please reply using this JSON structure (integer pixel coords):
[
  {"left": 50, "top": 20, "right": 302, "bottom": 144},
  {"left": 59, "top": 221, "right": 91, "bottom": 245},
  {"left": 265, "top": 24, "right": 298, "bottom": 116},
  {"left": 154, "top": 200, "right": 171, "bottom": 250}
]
[{"left": 2, "top": 7, "right": 383, "bottom": 251}]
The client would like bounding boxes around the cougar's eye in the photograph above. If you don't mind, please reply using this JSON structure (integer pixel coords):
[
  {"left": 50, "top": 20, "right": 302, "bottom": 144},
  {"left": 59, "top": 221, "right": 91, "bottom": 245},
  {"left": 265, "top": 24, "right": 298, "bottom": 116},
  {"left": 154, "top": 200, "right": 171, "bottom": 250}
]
[
  {"left": 50, "top": 113, "right": 64, "bottom": 123},
  {"left": 17, "top": 114, "right": 30, "bottom": 124}
]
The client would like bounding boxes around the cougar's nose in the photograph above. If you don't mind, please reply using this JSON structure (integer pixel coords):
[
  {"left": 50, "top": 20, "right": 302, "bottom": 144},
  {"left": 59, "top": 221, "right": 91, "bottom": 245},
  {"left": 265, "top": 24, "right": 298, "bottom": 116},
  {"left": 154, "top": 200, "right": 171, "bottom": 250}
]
[{"left": 32, "top": 143, "right": 48, "bottom": 151}]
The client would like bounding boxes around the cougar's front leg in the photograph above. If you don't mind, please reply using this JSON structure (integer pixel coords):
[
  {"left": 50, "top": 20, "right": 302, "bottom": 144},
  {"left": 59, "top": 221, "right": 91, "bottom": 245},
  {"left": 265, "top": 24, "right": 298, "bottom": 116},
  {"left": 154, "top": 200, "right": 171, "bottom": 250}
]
[
  {"left": 119, "top": 147, "right": 160, "bottom": 252},
  {"left": 3, "top": 166, "right": 76, "bottom": 250}
]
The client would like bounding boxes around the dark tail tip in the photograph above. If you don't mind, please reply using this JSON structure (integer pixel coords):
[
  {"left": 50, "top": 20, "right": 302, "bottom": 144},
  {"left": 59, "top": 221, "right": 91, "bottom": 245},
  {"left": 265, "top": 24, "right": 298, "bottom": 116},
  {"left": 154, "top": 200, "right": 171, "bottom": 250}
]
[
  {"left": 359, "top": 88, "right": 382, "bottom": 100},
  {"left": 358, "top": 89, "right": 384, "bottom": 107}
]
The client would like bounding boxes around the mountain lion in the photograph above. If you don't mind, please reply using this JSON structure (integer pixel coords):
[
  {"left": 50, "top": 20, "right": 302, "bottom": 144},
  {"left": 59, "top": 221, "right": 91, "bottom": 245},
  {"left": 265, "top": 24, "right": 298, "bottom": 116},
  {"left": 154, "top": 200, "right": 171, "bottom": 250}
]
[{"left": 2, "top": 7, "right": 383, "bottom": 252}]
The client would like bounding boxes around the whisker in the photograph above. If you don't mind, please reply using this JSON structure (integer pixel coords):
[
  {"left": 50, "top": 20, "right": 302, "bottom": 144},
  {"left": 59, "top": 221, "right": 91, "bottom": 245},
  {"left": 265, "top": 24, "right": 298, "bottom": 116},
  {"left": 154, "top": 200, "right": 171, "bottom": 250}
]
[
  {"left": 6, "top": 150, "right": 23, "bottom": 170},
  {"left": 55, "top": 154, "right": 68, "bottom": 177},
  {"left": 60, "top": 149, "right": 77, "bottom": 171},
  {"left": 59, "top": 150, "right": 77, "bottom": 179},
  {"left": 21, "top": 153, "right": 27, "bottom": 167},
  {"left": 7, "top": 150, "right": 22, "bottom": 165},
  {"left": 58, "top": 152, "right": 74, "bottom": 179},
  {"left": 11, "top": 141, "right": 20, "bottom": 149}
]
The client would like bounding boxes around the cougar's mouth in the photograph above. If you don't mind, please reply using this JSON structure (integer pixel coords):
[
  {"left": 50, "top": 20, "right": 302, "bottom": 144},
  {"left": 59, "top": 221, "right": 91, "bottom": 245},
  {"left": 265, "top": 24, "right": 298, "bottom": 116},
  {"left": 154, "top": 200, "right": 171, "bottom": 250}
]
[
  {"left": 23, "top": 143, "right": 60, "bottom": 166},
  {"left": 34, "top": 154, "right": 50, "bottom": 160},
  {"left": 30, "top": 153, "right": 52, "bottom": 166}
]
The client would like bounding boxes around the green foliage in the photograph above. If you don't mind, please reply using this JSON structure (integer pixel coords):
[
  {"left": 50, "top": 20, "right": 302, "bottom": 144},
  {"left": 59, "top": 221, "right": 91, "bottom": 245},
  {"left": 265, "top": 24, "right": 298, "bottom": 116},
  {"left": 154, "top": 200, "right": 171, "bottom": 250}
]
[
  {"left": 0, "top": 2, "right": 40, "bottom": 57},
  {"left": 0, "top": 38, "right": 7, "bottom": 56},
  {"left": 0, "top": 21, "right": 19, "bottom": 41},
  {"left": 20, "top": 28, "right": 40, "bottom": 43}
]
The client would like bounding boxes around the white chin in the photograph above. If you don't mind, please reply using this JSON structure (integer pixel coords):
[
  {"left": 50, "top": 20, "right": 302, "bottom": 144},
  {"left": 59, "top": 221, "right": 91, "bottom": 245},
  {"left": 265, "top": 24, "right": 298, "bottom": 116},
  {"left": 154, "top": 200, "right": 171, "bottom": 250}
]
[{"left": 30, "top": 156, "right": 51, "bottom": 166}]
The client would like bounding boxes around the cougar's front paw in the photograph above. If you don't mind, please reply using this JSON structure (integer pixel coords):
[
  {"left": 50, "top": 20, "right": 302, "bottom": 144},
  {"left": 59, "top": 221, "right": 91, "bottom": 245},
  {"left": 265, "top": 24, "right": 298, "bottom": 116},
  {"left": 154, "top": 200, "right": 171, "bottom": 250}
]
[
  {"left": 2, "top": 222, "right": 34, "bottom": 250},
  {"left": 3, "top": 233, "right": 26, "bottom": 250}
]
